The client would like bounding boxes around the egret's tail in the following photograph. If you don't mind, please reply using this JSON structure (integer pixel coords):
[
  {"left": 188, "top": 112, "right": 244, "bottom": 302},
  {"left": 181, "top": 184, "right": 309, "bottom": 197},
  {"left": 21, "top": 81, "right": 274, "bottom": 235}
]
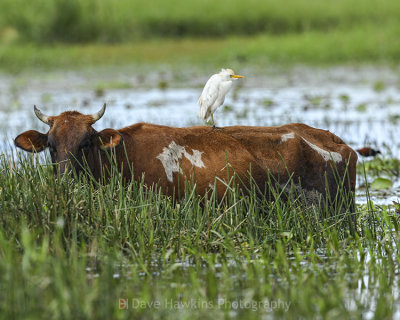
[
  {"left": 198, "top": 108, "right": 207, "bottom": 120},
  {"left": 198, "top": 103, "right": 210, "bottom": 121}
]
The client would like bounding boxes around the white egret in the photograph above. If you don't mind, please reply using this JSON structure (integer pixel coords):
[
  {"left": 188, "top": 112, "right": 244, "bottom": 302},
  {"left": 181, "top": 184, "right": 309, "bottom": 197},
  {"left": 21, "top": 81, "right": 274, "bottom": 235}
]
[{"left": 198, "top": 68, "right": 243, "bottom": 128}]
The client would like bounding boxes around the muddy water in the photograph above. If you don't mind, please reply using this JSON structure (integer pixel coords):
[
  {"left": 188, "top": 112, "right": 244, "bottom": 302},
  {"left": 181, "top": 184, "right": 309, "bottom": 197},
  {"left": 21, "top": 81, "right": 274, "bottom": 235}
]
[{"left": 1, "top": 66, "right": 399, "bottom": 203}]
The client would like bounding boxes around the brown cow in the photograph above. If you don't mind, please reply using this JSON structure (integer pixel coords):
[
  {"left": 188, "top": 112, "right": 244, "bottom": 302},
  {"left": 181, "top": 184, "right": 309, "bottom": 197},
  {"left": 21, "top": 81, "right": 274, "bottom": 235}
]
[{"left": 14, "top": 104, "right": 357, "bottom": 207}]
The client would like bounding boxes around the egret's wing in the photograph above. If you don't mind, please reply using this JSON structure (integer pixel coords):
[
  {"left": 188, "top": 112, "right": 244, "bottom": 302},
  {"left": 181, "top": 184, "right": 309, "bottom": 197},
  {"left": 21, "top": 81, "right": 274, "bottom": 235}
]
[{"left": 198, "top": 75, "right": 220, "bottom": 120}]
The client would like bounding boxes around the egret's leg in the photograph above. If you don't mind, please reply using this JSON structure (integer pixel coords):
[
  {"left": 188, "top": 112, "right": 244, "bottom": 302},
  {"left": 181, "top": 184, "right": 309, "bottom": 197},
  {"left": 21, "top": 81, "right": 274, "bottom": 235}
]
[{"left": 211, "top": 114, "right": 224, "bottom": 131}]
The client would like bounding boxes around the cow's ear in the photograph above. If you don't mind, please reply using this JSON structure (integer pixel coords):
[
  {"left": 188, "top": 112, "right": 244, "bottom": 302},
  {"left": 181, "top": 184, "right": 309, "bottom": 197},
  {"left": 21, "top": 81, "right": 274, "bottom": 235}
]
[
  {"left": 14, "top": 130, "right": 48, "bottom": 153},
  {"left": 98, "top": 129, "right": 123, "bottom": 150}
]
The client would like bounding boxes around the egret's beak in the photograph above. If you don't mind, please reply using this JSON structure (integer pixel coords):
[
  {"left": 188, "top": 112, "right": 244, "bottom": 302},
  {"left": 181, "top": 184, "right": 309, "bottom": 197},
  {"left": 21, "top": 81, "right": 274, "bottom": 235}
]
[{"left": 231, "top": 74, "right": 244, "bottom": 78}]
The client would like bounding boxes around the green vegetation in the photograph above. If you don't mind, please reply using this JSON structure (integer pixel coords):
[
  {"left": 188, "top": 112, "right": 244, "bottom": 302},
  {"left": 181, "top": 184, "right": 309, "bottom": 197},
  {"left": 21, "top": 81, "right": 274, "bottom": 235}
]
[
  {"left": 357, "top": 157, "right": 400, "bottom": 194},
  {"left": 0, "top": 151, "right": 398, "bottom": 319},
  {"left": 358, "top": 157, "right": 400, "bottom": 179},
  {"left": 0, "top": 0, "right": 399, "bottom": 71},
  {"left": 0, "top": 23, "right": 399, "bottom": 72},
  {"left": 1, "top": 0, "right": 400, "bottom": 42},
  {"left": 1, "top": 1, "right": 400, "bottom": 318}
]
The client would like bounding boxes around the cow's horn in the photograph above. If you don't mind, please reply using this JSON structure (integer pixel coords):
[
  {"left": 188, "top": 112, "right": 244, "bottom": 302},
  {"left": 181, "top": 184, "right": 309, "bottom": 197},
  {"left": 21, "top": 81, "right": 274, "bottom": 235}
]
[
  {"left": 91, "top": 103, "right": 106, "bottom": 122},
  {"left": 34, "top": 105, "right": 50, "bottom": 125}
]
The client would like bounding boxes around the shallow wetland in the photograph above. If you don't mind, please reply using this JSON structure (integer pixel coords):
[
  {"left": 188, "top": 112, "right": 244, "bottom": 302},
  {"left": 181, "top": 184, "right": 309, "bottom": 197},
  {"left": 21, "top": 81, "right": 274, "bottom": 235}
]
[{"left": 1, "top": 65, "right": 400, "bottom": 319}]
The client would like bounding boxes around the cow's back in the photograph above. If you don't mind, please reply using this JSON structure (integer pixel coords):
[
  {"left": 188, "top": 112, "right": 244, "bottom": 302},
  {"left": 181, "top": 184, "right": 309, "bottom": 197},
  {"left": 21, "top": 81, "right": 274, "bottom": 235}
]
[
  {"left": 223, "top": 123, "right": 357, "bottom": 194},
  {"left": 116, "top": 123, "right": 266, "bottom": 198},
  {"left": 223, "top": 123, "right": 357, "bottom": 205},
  {"left": 115, "top": 123, "right": 357, "bottom": 201}
]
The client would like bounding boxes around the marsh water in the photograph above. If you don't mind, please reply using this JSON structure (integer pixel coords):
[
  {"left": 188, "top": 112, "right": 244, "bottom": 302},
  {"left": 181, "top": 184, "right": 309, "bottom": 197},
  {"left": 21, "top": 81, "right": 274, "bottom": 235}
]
[
  {"left": 1, "top": 65, "right": 399, "bottom": 204},
  {"left": 2, "top": 65, "right": 400, "bottom": 318}
]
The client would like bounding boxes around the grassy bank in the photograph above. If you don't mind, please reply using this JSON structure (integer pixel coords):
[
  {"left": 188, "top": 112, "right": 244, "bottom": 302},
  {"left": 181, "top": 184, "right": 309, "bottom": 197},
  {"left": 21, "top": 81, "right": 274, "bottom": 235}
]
[
  {"left": 1, "top": 0, "right": 400, "bottom": 42},
  {"left": 0, "top": 0, "right": 400, "bottom": 71},
  {"left": 0, "top": 152, "right": 398, "bottom": 318},
  {"left": 1, "top": 22, "right": 399, "bottom": 73}
]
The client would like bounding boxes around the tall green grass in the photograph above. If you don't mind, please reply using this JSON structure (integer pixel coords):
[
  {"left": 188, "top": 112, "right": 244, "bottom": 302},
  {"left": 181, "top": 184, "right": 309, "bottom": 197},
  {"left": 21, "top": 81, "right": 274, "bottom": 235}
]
[
  {"left": 2, "top": 149, "right": 359, "bottom": 249},
  {"left": 0, "top": 0, "right": 400, "bottom": 42},
  {"left": 0, "top": 150, "right": 399, "bottom": 318},
  {"left": 0, "top": 0, "right": 399, "bottom": 70},
  {"left": 1, "top": 21, "right": 399, "bottom": 73}
]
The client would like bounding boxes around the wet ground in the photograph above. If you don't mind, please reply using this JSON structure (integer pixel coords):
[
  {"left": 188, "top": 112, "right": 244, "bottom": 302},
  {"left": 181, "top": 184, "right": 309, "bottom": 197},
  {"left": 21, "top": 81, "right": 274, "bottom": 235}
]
[{"left": 1, "top": 65, "right": 399, "bottom": 203}]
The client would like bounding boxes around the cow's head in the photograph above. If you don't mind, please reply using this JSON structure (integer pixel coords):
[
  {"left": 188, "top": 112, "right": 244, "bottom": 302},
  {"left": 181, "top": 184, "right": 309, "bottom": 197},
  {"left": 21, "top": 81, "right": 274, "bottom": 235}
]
[{"left": 14, "top": 104, "right": 123, "bottom": 174}]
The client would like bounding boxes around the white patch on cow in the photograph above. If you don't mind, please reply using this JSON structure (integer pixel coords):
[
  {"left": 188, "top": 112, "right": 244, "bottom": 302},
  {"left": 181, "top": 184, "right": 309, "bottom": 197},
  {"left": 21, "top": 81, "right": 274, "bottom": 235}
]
[
  {"left": 303, "top": 139, "right": 342, "bottom": 163},
  {"left": 156, "top": 141, "right": 206, "bottom": 182},
  {"left": 280, "top": 132, "right": 295, "bottom": 143},
  {"left": 185, "top": 149, "right": 205, "bottom": 168}
]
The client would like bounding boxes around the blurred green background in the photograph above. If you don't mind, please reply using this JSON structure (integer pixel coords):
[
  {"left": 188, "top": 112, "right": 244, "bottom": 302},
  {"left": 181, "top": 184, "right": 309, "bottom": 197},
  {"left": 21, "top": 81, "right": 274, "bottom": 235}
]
[{"left": 0, "top": 0, "right": 399, "bottom": 71}]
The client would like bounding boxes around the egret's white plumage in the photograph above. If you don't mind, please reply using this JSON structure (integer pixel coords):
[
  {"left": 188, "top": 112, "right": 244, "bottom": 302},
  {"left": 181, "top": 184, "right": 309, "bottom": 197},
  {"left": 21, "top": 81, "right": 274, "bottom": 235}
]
[{"left": 198, "top": 68, "right": 243, "bottom": 127}]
